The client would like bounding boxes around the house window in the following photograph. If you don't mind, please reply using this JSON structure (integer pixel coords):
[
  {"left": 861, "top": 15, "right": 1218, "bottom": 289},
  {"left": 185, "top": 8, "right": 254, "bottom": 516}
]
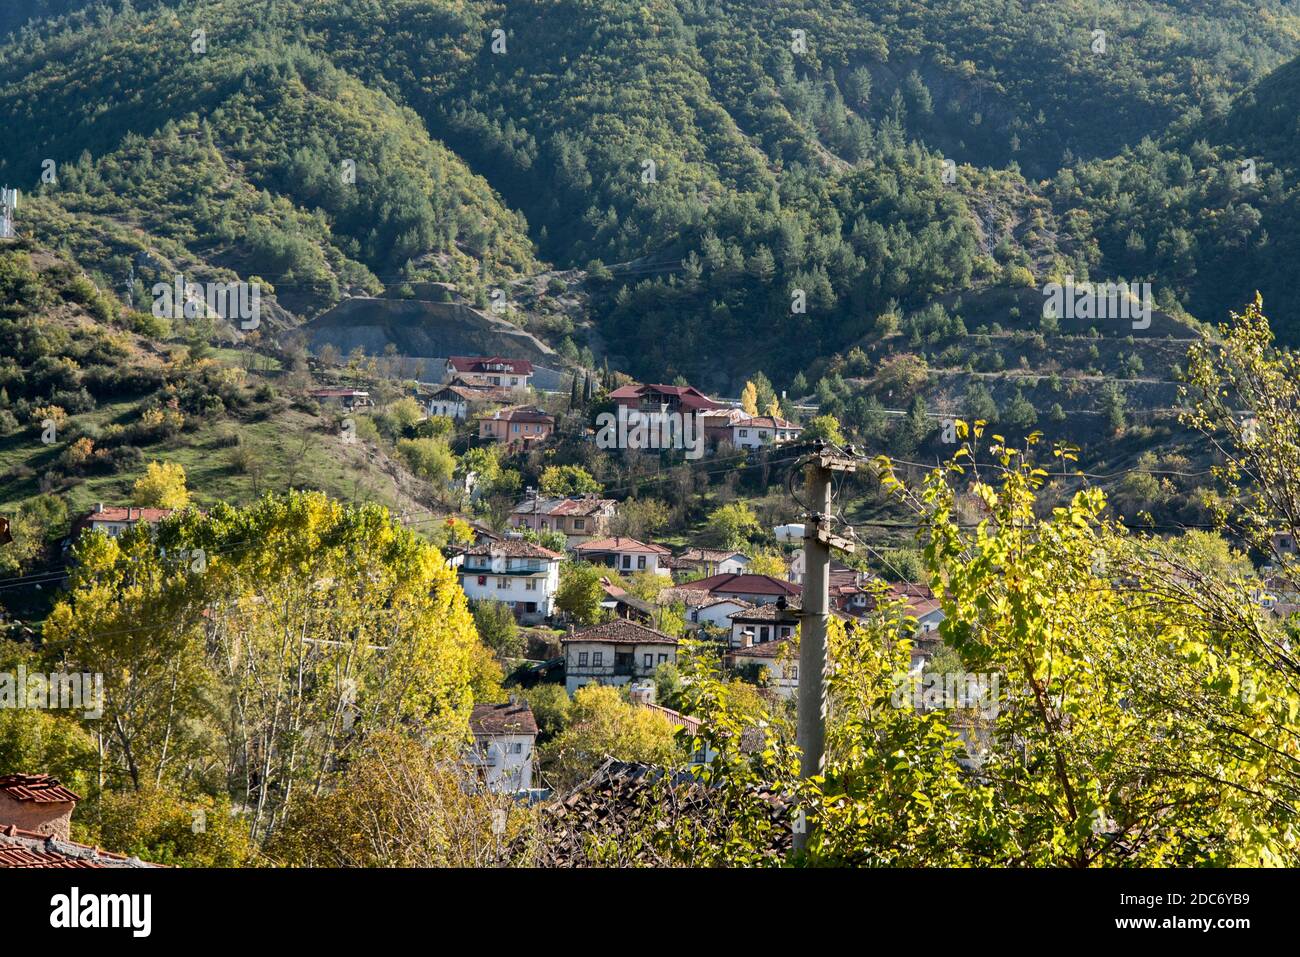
[
  {"left": 512, "top": 424, "right": 520, "bottom": 432},
  {"left": 509, "top": 742, "right": 523, "bottom": 754},
  {"left": 525, "top": 580, "right": 537, "bottom": 591},
  {"left": 643, "top": 654, "right": 653, "bottom": 668},
  {"left": 578, "top": 652, "right": 589, "bottom": 666},
  {"left": 788, "top": 665, "right": 798, "bottom": 680},
  {"left": 739, "top": 429, "right": 748, "bottom": 438},
  {"left": 592, "top": 652, "right": 603, "bottom": 666},
  {"left": 637, "top": 556, "right": 646, "bottom": 570},
  {"left": 658, "top": 654, "right": 668, "bottom": 663},
  {"left": 497, "top": 578, "right": 510, "bottom": 589},
  {"left": 622, "top": 555, "right": 632, "bottom": 569},
  {"left": 573, "top": 519, "right": 585, "bottom": 530}
]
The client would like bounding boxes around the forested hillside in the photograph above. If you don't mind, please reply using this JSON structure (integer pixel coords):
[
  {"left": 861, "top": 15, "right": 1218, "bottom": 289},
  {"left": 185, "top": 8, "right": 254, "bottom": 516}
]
[{"left": 4, "top": 0, "right": 1300, "bottom": 387}]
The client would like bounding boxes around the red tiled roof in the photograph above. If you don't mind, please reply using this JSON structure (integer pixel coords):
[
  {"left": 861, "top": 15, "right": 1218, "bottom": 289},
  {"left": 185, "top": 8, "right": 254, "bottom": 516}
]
[
  {"left": 575, "top": 537, "right": 671, "bottom": 555},
  {"left": 727, "top": 636, "right": 795, "bottom": 660},
  {"left": 448, "top": 356, "right": 535, "bottom": 376},
  {"left": 639, "top": 702, "right": 702, "bottom": 734},
  {"left": 0, "top": 823, "right": 158, "bottom": 869},
  {"left": 0, "top": 774, "right": 81, "bottom": 804},
  {"left": 462, "top": 540, "right": 563, "bottom": 560},
  {"left": 76, "top": 506, "right": 180, "bottom": 526},
  {"left": 513, "top": 497, "right": 617, "bottom": 517},
  {"left": 607, "top": 383, "right": 722, "bottom": 412},
  {"left": 0, "top": 844, "right": 103, "bottom": 868},
  {"left": 690, "top": 573, "right": 802, "bottom": 597},
  {"left": 564, "top": 619, "right": 678, "bottom": 645},
  {"left": 470, "top": 701, "right": 538, "bottom": 736},
  {"left": 480, "top": 405, "right": 554, "bottom": 425}
]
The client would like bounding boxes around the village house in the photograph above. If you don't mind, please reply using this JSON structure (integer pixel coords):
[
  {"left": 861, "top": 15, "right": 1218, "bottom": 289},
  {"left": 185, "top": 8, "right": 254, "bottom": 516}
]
[
  {"left": 728, "top": 598, "right": 800, "bottom": 649},
  {"left": 607, "top": 382, "right": 722, "bottom": 417},
  {"left": 686, "top": 572, "right": 802, "bottom": 606},
  {"left": 308, "top": 387, "right": 372, "bottom": 409},
  {"left": 563, "top": 619, "right": 678, "bottom": 693},
  {"left": 689, "top": 596, "right": 753, "bottom": 632},
  {"left": 445, "top": 356, "right": 534, "bottom": 389},
  {"left": 467, "top": 700, "right": 538, "bottom": 793},
  {"left": 478, "top": 405, "right": 555, "bottom": 451},
  {"left": 726, "top": 638, "right": 799, "bottom": 701},
  {"left": 575, "top": 537, "right": 673, "bottom": 576},
  {"left": 452, "top": 539, "right": 563, "bottom": 623},
  {"left": 698, "top": 407, "right": 752, "bottom": 449},
  {"left": 426, "top": 382, "right": 516, "bottom": 421},
  {"left": 69, "top": 504, "right": 187, "bottom": 543},
  {"left": 599, "top": 578, "right": 656, "bottom": 624},
  {"left": 731, "top": 414, "right": 803, "bottom": 449},
  {"left": 510, "top": 495, "right": 617, "bottom": 545},
  {"left": 674, "top": 547, "right": 750, "bottom": 578}
]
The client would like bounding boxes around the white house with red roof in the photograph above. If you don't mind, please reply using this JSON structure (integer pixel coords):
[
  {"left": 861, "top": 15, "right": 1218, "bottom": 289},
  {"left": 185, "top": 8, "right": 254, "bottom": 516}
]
[
  {"left": 70, "top": 504, "right": 186, "bottom": 542},
  {"left": 728, "top": 599, "right": 800, "bottom": 648},
  {"left": 574, "top": 537, "right": 673, "bottom": 576},
  {"left": 563, "top": 619, "right": 678, "bottom": 693},
  {"left": 453, "top": 539, "right": 563, "bottom": 622},
  {"left": 446, "top": 356, "right": 534, "bottom": 389},
  {"left": 467, "top": 700, "right": 538, "bottom": 793},
  {"left": 731, "top": 414, "right": 803, "bottom": 449}
]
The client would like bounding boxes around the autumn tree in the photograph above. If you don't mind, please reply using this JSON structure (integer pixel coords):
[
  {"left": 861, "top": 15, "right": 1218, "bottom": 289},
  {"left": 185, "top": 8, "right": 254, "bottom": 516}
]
[{"left": 132, "top": 461, "right": 190, "bottom": 508}]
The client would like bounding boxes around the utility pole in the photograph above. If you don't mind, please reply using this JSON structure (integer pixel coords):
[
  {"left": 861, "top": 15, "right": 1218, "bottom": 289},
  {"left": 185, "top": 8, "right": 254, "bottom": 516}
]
[{"left": 795, "top": 442, "right": 856, "bottom": 855}]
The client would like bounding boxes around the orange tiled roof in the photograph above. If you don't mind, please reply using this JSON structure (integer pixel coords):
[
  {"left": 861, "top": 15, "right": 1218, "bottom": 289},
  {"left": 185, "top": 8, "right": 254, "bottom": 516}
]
[{"left": 0, "top": 774, "right": 81, "bottom": 804}]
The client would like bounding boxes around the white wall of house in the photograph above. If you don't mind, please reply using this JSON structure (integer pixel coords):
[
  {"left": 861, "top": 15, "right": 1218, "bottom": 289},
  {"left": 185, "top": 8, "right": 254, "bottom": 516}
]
[
  {"left": 564, "top": 641, "right": 676, "bottom": 694},
  {"left": 692, "top": 599, "right": 749, "bottom": 630},
  {"left": 729, "top": 620, "right": 797, "bottom": 649},
  {"left": 731, "top": 424, "right": 800, "bottom": 449},
  {"left": 590, "top": 549, "right": 672, "bottom": 577},
  {"left": 428, "top": 397, "right": 468, "bottom": 420},
  {"left": 456, "top": 556, "right": 560, "bottom": 622},
  {"left": 469, "top": 732, "right": 535, "bottom": 792}
]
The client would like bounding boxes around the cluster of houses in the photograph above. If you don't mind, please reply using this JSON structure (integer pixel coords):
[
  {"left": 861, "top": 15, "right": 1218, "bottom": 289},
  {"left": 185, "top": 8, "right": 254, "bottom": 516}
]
[
  {"left": 420, "top": 357, "right": 806, "bottom": 458},
  {"left": 443, "top": 498, "right": 955, "bottom": 794},
  {"left": 606, "top": 381, "right": 803, "bottom": 451}
]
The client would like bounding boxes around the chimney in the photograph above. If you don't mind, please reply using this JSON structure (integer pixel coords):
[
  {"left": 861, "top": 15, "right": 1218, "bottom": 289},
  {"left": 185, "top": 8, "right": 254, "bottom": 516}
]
[
  {"left": 742, "top": 629, "right": 754, "bottom": 649},
  {"left": 94, "top": 503, "right": 104, "bottom": 514},
  {"left": 0, "top": 774, "right": 79, "bottom": 841}
]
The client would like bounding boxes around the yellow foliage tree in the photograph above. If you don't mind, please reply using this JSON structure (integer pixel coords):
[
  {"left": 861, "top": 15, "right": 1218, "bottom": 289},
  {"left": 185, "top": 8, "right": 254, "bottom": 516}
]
[{"left": 132, "top": 461, "right": 190, "bottom": 508}]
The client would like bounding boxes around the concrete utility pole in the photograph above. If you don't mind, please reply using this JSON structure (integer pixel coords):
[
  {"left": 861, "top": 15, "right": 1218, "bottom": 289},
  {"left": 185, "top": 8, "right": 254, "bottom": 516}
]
[{"left": 795, "top": 443, "right": 856, "bottom": 855}]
